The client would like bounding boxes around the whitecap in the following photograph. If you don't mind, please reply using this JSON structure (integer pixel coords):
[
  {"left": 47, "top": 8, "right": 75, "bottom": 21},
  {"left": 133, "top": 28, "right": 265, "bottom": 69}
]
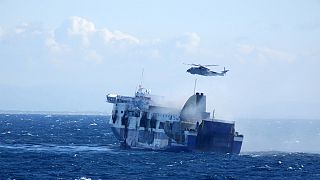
[
  {"left": 146, "top": 162, "right": 155, "bottom": 165},
  {"left": 76, "top": 177, "right": 92, "bottom": 180},
  {"left": 0, "top": 143, "right": 117, "bottom": 154},
  {"left": 265, "top": 165, "right": 271, "bottom": 168},
  {"left": 251, "top": 154, "right": 260, "bottom": 157}
]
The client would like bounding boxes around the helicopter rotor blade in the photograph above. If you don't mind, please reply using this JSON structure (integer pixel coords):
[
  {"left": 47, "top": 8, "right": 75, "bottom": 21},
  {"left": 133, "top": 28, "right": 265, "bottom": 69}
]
[
  {"left": 183, "top": 63, "right": 219, "bottom": 67},
  {"left": 183, "top": 63, "right": 202, "bottom": 67},
  {"left": 203, "top": 64, "right": 219, "bottom": 67}
]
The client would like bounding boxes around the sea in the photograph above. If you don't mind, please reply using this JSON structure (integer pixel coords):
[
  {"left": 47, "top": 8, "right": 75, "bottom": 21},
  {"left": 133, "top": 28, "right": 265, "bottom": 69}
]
[{"left": 0, "top": 114, "right": 319, "bottom": 179}]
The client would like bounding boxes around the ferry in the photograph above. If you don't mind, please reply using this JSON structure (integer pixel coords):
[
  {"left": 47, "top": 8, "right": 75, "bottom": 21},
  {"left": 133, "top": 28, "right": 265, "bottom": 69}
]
[{"left": 106, "top": 85, "right": 243, "bottom": 154}]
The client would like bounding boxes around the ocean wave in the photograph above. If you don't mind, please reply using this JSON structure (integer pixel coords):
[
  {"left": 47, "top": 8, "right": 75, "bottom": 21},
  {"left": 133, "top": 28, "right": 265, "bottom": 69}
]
[{"left": 0, "top": 143, "right": 118, "bottom": 154}]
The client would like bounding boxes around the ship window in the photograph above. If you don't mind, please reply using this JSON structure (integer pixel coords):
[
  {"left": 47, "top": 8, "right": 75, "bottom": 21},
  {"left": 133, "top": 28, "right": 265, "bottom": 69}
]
[
  {"left": 140, "top": 118, "right": 146, "bottom": 128},
  {"left": 150, "top": 119, "right": 156, "bottom": 129},
  {"left": 121, "top": 111, "right": 123, "bottom": 114},
  {"left": 159, "top": 122, "right": 164, "bottom": 129},
  {"left": 134, "top": 111, "right": 140, "bottom": 117},
  {"left": 140, "top": 112, "right": 147, "bottom": 127},
  {"left": 112, "top": 114, "right": 117, "bottom": 124},
  {"left": 128, "top": 111, "right": 135, "bottom": 116},
  {"left": 121, "top": 117, "right": 126, "bottom": 125}
]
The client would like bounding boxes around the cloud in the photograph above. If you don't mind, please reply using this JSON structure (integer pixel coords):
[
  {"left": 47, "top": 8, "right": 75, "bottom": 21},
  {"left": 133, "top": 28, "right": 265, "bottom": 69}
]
[
  {"left": 68, "top": 16, "right": 96, "bottom": 35},
  {"left": 48, "top": 16, "right": 168, "bottom": 63},
  {"left": 237, "top": 44, "right": 296, "bottom": 63},
  {"left": 1, "top": 16, "right": 203, "bottom": 66},
  {"left": 100, "top": 29, "right": 140, "bottom": 44},
  {"left": 67, "top": 16, "right": 96, "bottom": 46},
  {"left": 62, "top": 16, "right": 140, "bottom": 47},
  {"left": 15, "top": 23, "right": 29, "bottom": 34},
  {"left": 43, "top": 16, "right": 145, "bottom": 64},
  {"left": 176, "top": 32, "right": 200, "bottom": 53},
  {"left": 14, "top": 22, "right": 45, "bottom": 36},
  {"left": 45, "top": 34, "right": 70, "bottom": 54}
]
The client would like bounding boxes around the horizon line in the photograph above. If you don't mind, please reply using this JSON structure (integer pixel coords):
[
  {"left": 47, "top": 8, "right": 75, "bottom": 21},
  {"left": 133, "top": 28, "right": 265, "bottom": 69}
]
[{"left": 0, "top": 109, "right": 108, "bottom": 116}]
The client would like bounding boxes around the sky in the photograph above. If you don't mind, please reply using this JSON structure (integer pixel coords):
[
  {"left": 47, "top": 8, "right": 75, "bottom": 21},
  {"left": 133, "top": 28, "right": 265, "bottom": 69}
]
[{"left": 0, "top": 0, "right": 320, "bottom": 119}]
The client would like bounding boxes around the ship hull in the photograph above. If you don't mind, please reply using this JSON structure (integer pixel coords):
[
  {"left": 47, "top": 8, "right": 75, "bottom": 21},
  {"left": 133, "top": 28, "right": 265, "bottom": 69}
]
[{"left": 110, "top": 119, "right": 243, "bottom": 154}]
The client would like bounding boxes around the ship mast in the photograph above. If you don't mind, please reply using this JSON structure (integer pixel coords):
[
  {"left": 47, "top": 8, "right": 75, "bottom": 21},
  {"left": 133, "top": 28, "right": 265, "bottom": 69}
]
[
  {"left": 136, "top": 68, "right": 145, "bottom": 95},
  {"left": 140, "top": 68, "right": 144, "bottom": 87},
  {"left": 193, "top": 78, "right": 197, "bottom": 94}
]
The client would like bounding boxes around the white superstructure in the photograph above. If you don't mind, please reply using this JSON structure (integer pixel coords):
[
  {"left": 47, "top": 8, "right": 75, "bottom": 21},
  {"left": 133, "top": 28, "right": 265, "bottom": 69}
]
[{"left": 106, "top": 85, "right": 180, "bottom": 149}]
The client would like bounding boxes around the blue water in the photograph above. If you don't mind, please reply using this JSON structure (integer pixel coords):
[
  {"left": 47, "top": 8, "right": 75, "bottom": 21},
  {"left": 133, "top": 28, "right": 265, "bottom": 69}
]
[{"left": 0, "top": 114, "right": 319, "bottom": 179}]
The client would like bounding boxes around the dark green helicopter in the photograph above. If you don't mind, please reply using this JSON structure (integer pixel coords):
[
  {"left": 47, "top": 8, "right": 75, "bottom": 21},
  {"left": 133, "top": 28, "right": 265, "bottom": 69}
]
[{"left": 185, "top": 63, "right": 229, "bottom": 76}]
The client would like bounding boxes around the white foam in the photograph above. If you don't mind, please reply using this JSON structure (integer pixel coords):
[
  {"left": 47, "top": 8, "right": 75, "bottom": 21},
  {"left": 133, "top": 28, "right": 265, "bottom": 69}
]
[
  {"left": 0, "top": 143, "right": 118, "bottom": 154},
  {"left": 1, "top": 131, "right": 11, "bottom": 134},
  {"left": 76, "top": 177, "right": 92, "bottom": 180}
]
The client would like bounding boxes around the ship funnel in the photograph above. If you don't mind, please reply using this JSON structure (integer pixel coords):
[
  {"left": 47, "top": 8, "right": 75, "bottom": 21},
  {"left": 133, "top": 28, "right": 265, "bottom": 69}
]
[{"left": 180, "top": 93, "right": 209, "bottom": 124}]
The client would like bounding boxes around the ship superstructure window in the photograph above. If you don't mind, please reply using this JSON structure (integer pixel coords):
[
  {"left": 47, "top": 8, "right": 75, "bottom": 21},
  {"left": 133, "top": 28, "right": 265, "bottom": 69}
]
[
  {"left": 121, "top": 111, "right": 128, "bottom": 126},
  {"left": 140, "top": 118, "right": 146, "bottom": 128},
  {"left": 112, "top": 111, "right": 117, "bottom": 124},
  {"left": 139, "top": 112, "right": 148, "bottom": 128},
  {"left": 128, "top": 110, "right": 140, "bottom": 117},
  {"left": 121, "top": 118, "right": 125, "bottom": 125},
  {"left": 150, "top": 119, "right": 156, "bottom": 129},
  {"left": 159, "top": 122, "right": 164, "bottom": 129},
  {"left": 134, "top": 111, "right": 140, "bottom": 117}
]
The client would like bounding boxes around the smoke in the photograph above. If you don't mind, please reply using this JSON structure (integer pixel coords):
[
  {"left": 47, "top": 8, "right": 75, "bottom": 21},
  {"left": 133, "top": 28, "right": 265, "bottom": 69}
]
[
  {"left": 237, "top": 118, "right": 320, "bottom": 153},
  {"left": 149, "top": 94, "right": 185, "bottom": 110}
]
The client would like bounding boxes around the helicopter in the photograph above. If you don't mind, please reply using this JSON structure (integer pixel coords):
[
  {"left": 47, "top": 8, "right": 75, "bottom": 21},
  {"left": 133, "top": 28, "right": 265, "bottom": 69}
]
[{"left": 185, "top": 63, "right": 229, "bottom": 76}]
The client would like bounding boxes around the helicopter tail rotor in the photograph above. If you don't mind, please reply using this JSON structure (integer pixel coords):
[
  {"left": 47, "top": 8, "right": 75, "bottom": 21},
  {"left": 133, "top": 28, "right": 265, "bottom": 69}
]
[{"left": 221, "top": 67, "right": 229, "bottom": 76}]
